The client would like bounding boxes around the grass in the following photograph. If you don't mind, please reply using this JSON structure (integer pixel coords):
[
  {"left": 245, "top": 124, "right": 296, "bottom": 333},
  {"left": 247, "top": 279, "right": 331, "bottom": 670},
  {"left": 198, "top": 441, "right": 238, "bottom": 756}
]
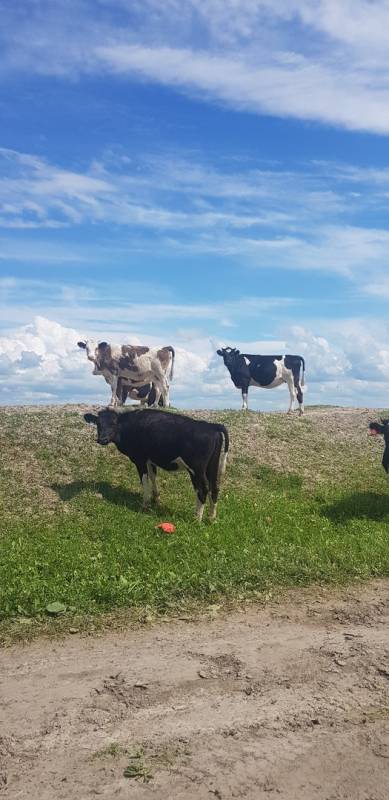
[
  {"left": 1, "top": 403, "right": 389, "bottom": 641},
  {"left": 91, "top": 739, "right": 190, "bottom": 782}
]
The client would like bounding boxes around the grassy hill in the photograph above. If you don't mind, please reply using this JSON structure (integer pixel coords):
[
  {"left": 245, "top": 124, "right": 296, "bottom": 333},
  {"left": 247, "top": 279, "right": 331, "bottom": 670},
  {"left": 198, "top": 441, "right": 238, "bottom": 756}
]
[{"left": 1, "top": 404, "right": 389, "bottom": 640}]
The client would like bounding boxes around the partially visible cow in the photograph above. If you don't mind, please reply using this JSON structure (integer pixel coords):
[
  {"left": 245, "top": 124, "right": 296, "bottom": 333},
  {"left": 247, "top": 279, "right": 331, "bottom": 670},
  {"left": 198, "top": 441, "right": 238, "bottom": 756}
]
[
  {"left": 84, "top": 408, "right": 229, "bottom": 521},
  {"left": 368, "top": 419, "right": 389, "bottom": 473},
  {"left": 217, "top": 347, "right": 305, "bottom": 414},
  {"left": 119, "top": 380, "right": 163, "bottom": 407},
  {"left": 77, "top": 339, "right": 175, "bottom": 407}
]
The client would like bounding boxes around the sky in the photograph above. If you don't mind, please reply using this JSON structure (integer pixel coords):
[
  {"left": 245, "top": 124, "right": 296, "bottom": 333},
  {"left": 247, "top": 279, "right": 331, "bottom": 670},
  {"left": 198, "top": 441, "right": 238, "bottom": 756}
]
[{"left": 1, "top": 0, "right": 389, "bottom": 409}]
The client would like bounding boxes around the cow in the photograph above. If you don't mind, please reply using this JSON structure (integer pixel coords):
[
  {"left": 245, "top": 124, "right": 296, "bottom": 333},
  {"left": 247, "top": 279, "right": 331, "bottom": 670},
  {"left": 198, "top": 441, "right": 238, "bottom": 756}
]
[
  {"left": 118, "top": 379, "right": 163, "bottom": 407},
  {"left": 77, "top": 340, "right": 159, "bottom": 406},
  {"left": 77, "top": 339, "right": 175, "bottom": 407},
  {"left": 368, "top": 420, "right": 389, "bottom": 472},
  {"left": 217, "top": 347, "right": 305, "bottom": 414},
  {"left": 84, "top": 408, "right": 229, "bottom": 521}
]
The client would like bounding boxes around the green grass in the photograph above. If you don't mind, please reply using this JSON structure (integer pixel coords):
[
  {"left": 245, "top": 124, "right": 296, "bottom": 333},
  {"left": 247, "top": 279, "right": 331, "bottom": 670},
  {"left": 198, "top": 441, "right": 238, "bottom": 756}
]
[{"left": 1, "top": 404, "right": 389, "bottom": 639}]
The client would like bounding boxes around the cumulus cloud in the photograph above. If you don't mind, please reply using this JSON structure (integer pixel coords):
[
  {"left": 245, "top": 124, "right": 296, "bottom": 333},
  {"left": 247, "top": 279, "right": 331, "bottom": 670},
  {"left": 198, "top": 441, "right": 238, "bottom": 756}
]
[
  {"left": 1, "top": 315, "right": 389, "bottom": 409},
  {"left": 286, "top": 326, "right": 351, "bottom": 380}
]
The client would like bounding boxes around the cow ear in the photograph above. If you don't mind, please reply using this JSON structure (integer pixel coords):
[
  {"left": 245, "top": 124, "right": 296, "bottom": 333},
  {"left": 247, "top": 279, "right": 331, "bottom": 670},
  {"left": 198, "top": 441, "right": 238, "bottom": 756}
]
[
  {"left": 84, "top": 413, "right": 98, "bottom": 425},
  {"left": 98, "top": 341, "right": 109, "bottom": 350},
  {"left": 216, "top": 349, "right": 223, "bottom": 356},
  {"left": 77, "top": 341, "right": 87, "bottom": 349}
]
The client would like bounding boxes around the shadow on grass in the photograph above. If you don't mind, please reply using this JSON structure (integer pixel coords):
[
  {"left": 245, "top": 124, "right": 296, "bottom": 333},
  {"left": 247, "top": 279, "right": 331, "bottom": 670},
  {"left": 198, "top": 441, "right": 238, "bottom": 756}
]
[
  {"left": 322, "top": 491, "right": 389, "bottom": 523},
  {"left": 51, "top": 480, "right": 142, "bottom": 511},
  {"left": 255, "top": 465, "right": 303, "bottom": 493}
]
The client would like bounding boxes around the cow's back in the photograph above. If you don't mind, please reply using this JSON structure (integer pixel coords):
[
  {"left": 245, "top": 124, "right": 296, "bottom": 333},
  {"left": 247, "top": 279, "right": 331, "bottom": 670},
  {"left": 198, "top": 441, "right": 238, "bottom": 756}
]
[{"left": 117, "top": 410, "right": 226, "bottom": 462}]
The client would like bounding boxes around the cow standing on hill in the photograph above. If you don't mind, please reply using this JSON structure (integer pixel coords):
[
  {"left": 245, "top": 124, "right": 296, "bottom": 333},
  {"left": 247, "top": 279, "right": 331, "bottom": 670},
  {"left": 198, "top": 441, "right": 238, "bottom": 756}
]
[
  {"left": 77, "top": 340, "right": 175, "bottom": 407},
  {"left": 84, "top": 408, "right": 229, "bottom": 521},
  {"left": 217, "top": 347, "right": 305, "bottom": 414}
]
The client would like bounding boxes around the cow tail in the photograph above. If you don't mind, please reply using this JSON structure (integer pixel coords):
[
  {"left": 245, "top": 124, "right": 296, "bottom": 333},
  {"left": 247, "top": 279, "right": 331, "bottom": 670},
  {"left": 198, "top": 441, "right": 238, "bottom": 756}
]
[
  {"left": 300, "top": 357, "right": 305, "bottom": 387},
  {"left": 216, "top": 424, "right": 229, "bottom": 486},
  {"left": 167, "top": 346, "right": 175, "bottom": 381}
]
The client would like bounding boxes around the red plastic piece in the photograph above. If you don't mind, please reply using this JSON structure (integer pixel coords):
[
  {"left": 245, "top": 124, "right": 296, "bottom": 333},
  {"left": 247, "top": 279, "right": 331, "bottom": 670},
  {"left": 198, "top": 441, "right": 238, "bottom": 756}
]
[{"left": 156, "top": 522, "right": 176, "bottom": 534}]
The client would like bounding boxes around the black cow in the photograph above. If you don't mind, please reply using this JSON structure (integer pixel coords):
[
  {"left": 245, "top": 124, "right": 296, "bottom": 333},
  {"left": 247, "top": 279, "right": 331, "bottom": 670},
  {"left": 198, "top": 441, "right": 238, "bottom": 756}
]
[
  {"left": 84, "top": 408, "right": 229, "bottom": 521},
  {"left": 217, "top": 347, "right": 305, "bottom": 414},
  {"left": 368, "top": 420, "right": 389, "bottom": 472}
]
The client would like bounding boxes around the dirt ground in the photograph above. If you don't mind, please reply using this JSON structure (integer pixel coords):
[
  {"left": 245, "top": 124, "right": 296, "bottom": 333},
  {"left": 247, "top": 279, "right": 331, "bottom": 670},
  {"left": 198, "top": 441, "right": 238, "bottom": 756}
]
[{"left": 1, "top": 581, "right": 389, "bottom": 800}]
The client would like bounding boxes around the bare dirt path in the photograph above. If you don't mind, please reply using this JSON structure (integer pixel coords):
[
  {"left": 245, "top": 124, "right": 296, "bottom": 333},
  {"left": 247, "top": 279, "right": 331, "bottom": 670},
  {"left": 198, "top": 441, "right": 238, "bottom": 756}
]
[{"left": 1, "top": 581, "right": 389, "bottom": 800}]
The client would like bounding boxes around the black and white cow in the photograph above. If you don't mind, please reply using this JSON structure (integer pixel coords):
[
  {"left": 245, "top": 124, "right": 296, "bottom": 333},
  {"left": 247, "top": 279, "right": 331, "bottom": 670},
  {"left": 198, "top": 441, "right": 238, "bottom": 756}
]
[
  {"left": 217, "top": 347, "right": 305, "bottom": 414},
  {"left": 368, "top": 420, "right": 389, "bottom": 473},
  {"left": 118, "top": 379, "right": 164, "bottom": 407},
  {"left": 84, "top": 408, "right": 229, "bottom": 521}
]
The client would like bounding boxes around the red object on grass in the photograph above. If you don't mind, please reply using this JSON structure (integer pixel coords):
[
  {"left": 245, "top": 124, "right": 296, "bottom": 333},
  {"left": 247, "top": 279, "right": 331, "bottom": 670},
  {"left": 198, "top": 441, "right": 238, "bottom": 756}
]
[
  {"left": 368, "top": 428, "right": 378, "bottom": 436},
  {"left": 156, "top": 522, "right": 176, "bottom": 534}
]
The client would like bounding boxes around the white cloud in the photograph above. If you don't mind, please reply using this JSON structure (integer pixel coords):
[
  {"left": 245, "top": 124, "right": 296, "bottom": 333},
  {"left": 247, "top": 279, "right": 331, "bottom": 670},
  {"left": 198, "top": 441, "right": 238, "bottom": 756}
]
[
  {"left": 1, "top": 314, "right": 389, "bottom": 409},
  {"left": 96, "top": 42, "right": 389, "bottom": 135},
  {"left": 285, "top": 325, "right": 351, "bottom": 380},
  {"left": 0, "top": 147, "right": 289, "bottom": 232},
  {"left": 362, "top": 278, "right": 389, "bottom": 299},
  {"left": 3, "top": 1, "right": 389, "bottom": 133},
  {"left": 0, "top": 281, "right": 296, "bottom": 334},
  {"left": 3, "top": 146, "right": 389, "bottom": 282}
]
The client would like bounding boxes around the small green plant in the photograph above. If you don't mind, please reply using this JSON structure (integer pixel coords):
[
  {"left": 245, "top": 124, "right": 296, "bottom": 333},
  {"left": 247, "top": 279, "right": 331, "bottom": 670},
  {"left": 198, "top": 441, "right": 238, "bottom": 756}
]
[
  {"left": 92, "top": 742, "right": 125, "bottom": 759},
  {"left": 123, "top": 753, "right": 152, "bottom": 782}
]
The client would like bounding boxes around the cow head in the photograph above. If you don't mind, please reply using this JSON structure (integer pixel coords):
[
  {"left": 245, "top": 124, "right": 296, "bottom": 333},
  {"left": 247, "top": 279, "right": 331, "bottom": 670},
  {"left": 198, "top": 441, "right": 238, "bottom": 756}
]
[
  {"left": 217, "top": 346, "right": 241, "bottom": 368},
  {"left": 77, "top": 338, "right": 98, "bottom": 363},
  {"left": 78, "top": 339, "right": 112, "bottom": 374},
  {"left": 369, "top": 419, "right": 389, "bottom": 473},
  {"left": 84, "top": 407, "right": 119, "bottom": 446}
]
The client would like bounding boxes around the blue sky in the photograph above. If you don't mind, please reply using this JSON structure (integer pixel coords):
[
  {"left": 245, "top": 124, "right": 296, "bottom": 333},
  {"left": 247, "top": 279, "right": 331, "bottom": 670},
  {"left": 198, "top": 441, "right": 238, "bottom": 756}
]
[{"left": 1, "top": 0, "right": 389, "bottom": 409}]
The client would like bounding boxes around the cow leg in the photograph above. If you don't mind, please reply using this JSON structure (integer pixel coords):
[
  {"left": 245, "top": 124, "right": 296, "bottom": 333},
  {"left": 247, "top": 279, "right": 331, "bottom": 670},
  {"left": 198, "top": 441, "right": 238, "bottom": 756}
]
[
  {"left": 135, "top": 463, "right": 151, "bottom": 509},
  {"left": 241, "top": 385, "right": 249, "bottom": 411},
  {"left": 147, "top": 461, "right": 160, "bottom": 505},
  {"left": 295, "top": 380, "right": 304, "bottom": 416},
  {"left": 120, "top": 382, "right": 129, "bottom": 405},
  {"left": 160, "top": 376, "right": 170, "bottom": 407},
  {"left": 189, "top": 469, "right": 209, "bottom": 522},
  {"left": 117, "top": 378, "right": 128, "bottom": 406},
  {"left": 206, "top": 434, "right": 225, "bottom": 521},
  {"left": 110, "top": 374, "right": 119, "bottom": 406},
  {"left": 151, "top": 381, "right": 163, "bottom": 407},
  {"left": 291, "top": 367, "right": 304, "bottom": 415},
  {"left": 147, "top": 384, "right": 156, "bottom": 406},
  {"left": 154, "top": 361, "right": 170, "bottom": 406},
  {"left": 286, "top": 375, "right": 296, "bottom": 413}
]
